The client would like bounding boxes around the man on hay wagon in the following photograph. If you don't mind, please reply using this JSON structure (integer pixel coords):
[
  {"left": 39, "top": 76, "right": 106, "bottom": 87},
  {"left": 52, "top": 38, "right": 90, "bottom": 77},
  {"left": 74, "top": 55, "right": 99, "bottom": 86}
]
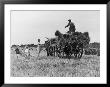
[{"left": 65, "top": 19, "right": 76, "bottom": 34}]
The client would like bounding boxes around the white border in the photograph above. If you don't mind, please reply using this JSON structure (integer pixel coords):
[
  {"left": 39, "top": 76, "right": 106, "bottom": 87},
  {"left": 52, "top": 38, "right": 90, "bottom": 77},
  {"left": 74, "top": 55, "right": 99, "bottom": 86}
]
[{"left": 5, "top": 4, "right": 107, "bottom": 84}]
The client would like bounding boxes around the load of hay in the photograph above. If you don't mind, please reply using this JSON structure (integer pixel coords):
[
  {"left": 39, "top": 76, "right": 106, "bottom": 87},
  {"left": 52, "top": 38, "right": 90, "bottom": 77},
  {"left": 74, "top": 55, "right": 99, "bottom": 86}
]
[{"left": 55, "top": 30, "right": 90, "bottom": 48}]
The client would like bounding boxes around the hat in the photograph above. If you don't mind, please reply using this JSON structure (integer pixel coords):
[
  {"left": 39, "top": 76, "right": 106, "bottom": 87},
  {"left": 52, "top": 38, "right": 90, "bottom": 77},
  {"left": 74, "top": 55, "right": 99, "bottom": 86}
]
[{"left": 68, "top": 19, "right": 71, "bottom": 21}]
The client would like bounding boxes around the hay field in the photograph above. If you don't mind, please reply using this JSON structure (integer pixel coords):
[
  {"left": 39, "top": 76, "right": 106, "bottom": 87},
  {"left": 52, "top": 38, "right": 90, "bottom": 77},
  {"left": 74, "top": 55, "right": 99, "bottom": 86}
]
[{"left": 11, "top": 49, "right": 100, "bottom": 77}]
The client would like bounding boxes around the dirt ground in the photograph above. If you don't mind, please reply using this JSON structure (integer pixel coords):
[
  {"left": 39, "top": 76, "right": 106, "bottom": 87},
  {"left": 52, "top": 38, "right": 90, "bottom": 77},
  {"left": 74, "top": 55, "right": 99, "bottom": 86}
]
[{"left": 11, "top": 50, "right": 100, "bottom": 77}]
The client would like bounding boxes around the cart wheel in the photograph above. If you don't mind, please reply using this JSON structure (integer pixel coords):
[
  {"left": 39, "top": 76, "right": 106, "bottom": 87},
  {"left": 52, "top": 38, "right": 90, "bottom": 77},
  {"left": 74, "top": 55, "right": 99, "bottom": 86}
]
[
  {"left": 74, "top": 53, "right": 77, "bottom": 58},
  {"left": 77, "top": 48, "right": 83, "bottom": 59}
]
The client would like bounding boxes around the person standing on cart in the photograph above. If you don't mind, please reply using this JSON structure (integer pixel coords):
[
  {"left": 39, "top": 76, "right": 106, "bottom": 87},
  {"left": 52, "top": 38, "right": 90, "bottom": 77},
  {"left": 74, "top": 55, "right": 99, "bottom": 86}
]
[{"left": 65, "top": 19, "right": 76, "bottom": 34}]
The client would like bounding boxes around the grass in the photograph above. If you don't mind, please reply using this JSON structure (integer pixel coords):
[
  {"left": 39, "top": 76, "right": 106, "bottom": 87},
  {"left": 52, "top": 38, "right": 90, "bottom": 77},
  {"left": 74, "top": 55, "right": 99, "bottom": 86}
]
[{"left": 11, "top": 50, "right": 100, "bottom": 77}]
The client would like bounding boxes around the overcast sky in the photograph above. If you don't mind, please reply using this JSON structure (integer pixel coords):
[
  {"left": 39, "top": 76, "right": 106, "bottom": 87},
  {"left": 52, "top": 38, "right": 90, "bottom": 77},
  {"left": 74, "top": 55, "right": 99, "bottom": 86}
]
[{"left": 11, "top": 10, "right": 100, "bottom": 45}]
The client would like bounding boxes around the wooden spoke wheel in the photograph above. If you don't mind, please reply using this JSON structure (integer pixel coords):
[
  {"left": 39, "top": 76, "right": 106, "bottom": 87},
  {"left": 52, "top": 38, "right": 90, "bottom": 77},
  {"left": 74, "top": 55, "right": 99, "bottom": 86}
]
[
  {"left": 74, "top": 53, "right": 77, "bottom": 58},
  {"left": 73, "top": 47, "right": 83, "bottom": 59},
  {"left": 77, "top": 47, "right": 83, "bottom": 59}
]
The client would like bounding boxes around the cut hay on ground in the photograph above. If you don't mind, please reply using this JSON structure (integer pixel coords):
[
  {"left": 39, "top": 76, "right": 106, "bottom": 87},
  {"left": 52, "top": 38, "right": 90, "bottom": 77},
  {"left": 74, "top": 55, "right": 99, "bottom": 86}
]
[{"left": 11, "top": 51, "right": 100, "bottom": 77}]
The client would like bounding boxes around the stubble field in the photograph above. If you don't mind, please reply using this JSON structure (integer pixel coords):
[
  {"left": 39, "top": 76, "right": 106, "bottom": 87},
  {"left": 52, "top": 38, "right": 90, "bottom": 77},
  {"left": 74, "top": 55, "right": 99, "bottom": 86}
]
[{"left": 11, "top": 49, "right": 100, "bottom": 77}]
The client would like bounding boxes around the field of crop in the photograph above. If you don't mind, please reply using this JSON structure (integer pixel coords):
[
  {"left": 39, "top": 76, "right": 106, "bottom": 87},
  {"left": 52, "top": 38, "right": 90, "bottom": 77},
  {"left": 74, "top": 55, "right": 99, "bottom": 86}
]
[{"left": 11, "top": 50, "right": 100, "bottom": 77}]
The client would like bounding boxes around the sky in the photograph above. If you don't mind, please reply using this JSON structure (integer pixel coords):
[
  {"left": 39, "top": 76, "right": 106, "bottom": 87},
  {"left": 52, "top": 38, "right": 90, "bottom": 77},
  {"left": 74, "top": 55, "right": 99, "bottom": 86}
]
[{"left": 11, "top": 10, "right": 100, "bottom": 45}]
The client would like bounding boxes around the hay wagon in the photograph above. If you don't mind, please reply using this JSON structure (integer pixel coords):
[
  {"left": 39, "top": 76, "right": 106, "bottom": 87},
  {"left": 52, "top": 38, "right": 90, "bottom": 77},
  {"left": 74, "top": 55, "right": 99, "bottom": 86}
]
[{"left": 44, "top": 31, "right": 90, "bottom": 59}]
